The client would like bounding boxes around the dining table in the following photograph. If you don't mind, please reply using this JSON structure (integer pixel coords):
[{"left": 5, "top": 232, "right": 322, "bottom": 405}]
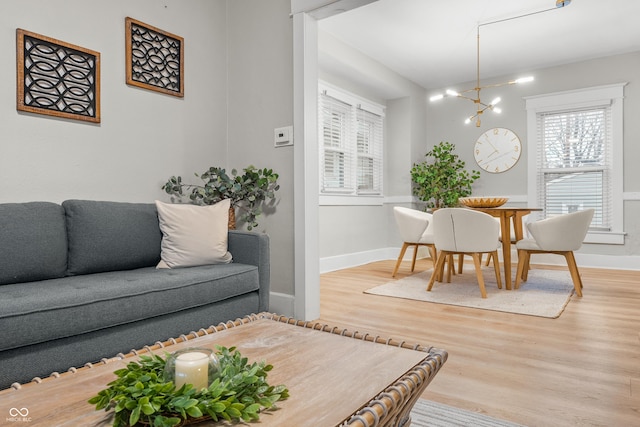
[{"left": 468, "top": 206, "right": 542, "bottom": 290}]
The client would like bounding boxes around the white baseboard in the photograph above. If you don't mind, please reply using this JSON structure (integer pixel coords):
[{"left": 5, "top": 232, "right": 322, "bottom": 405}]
[
  {"left": 320, "top": 248, "right": 396, "bottom": 273},
  {"left": 484, "top": 249, "right": 640, "bottom": 271},
  {"left": 320, "top": 247, "right": 640, "bottom": 273},
  {"left": 529, "top": 252, "right": 640, "bottom": 271},
  {"left": 268, "top": 292, "right": 295, "bottom": 317}
]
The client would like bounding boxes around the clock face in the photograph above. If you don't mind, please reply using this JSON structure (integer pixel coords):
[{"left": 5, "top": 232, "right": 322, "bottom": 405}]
[{"left": 474, "top": 127, "right": 522, "bottom": 173}]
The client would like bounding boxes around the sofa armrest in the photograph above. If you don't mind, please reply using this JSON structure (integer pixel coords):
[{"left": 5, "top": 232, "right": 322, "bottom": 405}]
[{"left": 228, "top": 230, "right": 270, "bottom": 312}]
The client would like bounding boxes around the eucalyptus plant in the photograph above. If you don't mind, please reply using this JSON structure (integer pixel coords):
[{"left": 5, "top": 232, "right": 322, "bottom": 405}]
[
  {"left": 410, "top": 141, "right": 480, "bottom": 209},
  {"left": 162, "top": 166, "right": 279, "bottom": 230},
  {"left": 88, "top": 346, "right": 289, "bottom": 427}
]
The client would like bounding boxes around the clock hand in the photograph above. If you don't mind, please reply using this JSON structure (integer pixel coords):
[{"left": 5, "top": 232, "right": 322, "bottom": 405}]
[{"left": 484, "top": 136, "right": 499, "bottom": 152}]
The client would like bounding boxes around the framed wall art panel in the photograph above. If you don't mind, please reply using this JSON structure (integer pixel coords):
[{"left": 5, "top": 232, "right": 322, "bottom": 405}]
[
  {"left": 16, "top": 29, "right": 101, "bottom": 123},
  {"left": 125, "top": 17, "right": 184, "bottom": 97}
]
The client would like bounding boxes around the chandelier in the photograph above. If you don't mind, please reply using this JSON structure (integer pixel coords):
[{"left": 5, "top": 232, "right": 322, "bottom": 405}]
[{"left": 429, "top": 0, "right": 571, "bottom": 127}]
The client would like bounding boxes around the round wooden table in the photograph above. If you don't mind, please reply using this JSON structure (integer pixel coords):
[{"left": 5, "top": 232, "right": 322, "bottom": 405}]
[{"left": 468, "top": 206, "right": 542, "bottom": 290}]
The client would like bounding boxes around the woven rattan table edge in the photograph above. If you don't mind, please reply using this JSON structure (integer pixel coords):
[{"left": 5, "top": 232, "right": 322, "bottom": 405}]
[{"left": 5, "top": 312, "right": 448, "bottom": 427}]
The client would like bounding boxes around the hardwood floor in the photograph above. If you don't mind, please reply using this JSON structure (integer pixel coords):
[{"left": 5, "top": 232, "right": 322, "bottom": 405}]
[{"left": 317, "top": 259, "right": 640, "bottom": 426}]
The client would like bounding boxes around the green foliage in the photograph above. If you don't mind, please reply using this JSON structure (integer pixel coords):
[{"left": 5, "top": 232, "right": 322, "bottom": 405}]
[
  {"left": 88, "top": 346, "right": 289, "bottom": 427},
  {"left": 162, "top": 166, "right": 280, "bottom": 230},
  {"left": 410, "top": 141, "right": 481, "bottom": 209}
]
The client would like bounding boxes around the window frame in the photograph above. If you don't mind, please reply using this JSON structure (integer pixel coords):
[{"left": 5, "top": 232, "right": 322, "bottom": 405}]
[
  {"left": 318, "top": 81, "right": 385, "bottom": 206},
  {"left": 525, "top": 83, "right": 627, "bottom": 245}
]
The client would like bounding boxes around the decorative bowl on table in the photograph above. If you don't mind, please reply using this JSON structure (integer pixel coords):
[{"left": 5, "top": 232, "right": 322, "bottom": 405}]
[{"left": 458, "top": 197, "right": 508, "bottom": 208}]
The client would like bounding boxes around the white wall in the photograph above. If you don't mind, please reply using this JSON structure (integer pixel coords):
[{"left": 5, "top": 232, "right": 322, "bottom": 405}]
[
  {"left": 317, "top": 29, "right": 427, "bottom": 262},
  {"left": 1, "top": 0, "right": 299, "bottom": 299},
  {"left": 226, "top": 0, "right": 295, "bottom": 296},
  {"left": 0, "top": 0, "right": 228, "bottom": 203},
  {"left": 318, "top": 42, "right": 640, "bottom": 269},
  {"left": 426, "top": 52, "right": 640, "bottom": 259}
]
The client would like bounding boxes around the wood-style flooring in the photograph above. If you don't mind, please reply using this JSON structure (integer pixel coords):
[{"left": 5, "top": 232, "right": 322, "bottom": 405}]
[{"left": 317, "top": 259, "right": 640, "bottom": 426}]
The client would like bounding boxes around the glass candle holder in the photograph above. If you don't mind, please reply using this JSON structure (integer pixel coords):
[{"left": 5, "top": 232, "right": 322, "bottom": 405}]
[{"left": 164, "top": 347, "right": 220, "bottom": 391}]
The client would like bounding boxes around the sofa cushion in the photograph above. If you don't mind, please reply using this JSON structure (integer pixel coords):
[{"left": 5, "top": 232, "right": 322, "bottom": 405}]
[
  {"left": 0, "top": 263, "right": 260, "bottom": 351},
  {"left": 63, "top": 200, "right": 162, "bottom": 275},
  {"left": 0, "top": 202, "right": 67, "bottom": 285},
  {"left": 155, "top": 200, "right": 232, "bottom": 268}
]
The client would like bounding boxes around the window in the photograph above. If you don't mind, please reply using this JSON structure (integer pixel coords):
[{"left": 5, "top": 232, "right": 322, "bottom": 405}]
[
  {"left": 318, "top": 82, "right": 384, "bottom": 203},
  {"left": 538, "top": 108, "right": 609, "bottom": 228},
  {"left": 525, "top": 83, "right": 626, "bottom": 244}
]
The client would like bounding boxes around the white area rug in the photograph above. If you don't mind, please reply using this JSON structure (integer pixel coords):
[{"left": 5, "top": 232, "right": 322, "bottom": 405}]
[
  {"left": 364, "top": 268, "right": 575, "bottom": 318},
  {"left": 411, "top": 399, "right": 526, "bottom": 427}
]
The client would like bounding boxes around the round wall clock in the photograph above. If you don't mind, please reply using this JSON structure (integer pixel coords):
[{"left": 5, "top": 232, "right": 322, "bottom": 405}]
[{"left": 474, "top": 127, "right": 522, "bottom": 173}]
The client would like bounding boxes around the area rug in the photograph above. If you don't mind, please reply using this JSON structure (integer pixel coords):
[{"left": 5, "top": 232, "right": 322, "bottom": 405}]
[
  {"left": 364, "top": 268, "right": 574, "bottom": 318},
  {"left": 410, "top": 399, "right": 526, "bottom": 427}
]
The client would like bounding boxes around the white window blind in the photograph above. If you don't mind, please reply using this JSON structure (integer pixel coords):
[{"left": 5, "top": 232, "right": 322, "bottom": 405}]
[
  {"left": 537, "top": 107, "right": 611, "bottom": 231},
  {"left": 356, "top": 107, "right": 383, "bottom": 194},
  {"left": 319, "top": 83, "right": 384, "bottom": 197},
  {"left": 320, "top": 93, "right": 353, "bottom": 192},
  {"left": 525, "top": 83, "right": 626, "bottom": 245}
]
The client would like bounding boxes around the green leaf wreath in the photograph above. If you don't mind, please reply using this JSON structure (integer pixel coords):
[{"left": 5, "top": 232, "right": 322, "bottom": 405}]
[{"left": 88, "top": 346, "right": 289, "bottom": 427}]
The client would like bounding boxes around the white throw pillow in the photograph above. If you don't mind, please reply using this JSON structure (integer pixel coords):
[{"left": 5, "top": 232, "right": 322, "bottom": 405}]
[{"left": 155, "top": 199, "right": 233, "bottom": 268}]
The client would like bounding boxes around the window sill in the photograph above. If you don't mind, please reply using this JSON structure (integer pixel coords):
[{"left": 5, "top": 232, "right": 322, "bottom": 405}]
[
  {"left": 320, "top": 194, "right": 384, "bottom": 206},
  {"left": 585, "top": 231, "right": 625, "bottom": 245}
]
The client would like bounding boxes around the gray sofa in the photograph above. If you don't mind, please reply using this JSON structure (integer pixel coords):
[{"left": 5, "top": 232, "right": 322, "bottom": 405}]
[{"left": 0, "top": 200, "right": 270, "bottom": 390}]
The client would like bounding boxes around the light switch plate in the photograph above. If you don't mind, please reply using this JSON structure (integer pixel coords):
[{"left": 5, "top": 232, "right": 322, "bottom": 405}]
[{"left": 274, "top": 126, "right": 293, "bottom": 147}]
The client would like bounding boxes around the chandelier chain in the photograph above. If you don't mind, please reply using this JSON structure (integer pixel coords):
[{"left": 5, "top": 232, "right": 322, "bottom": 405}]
[{"left": 429, "top": 0, "right": 571, "bottom": 127}]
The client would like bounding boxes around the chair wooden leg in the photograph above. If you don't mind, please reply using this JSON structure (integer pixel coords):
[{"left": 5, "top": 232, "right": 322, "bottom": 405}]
[
  {"left": 410, "top": 244, "right": 419, "bottom": 272},
  {"left": 457, "top": 254, "right": 464, "bottom": 274},
  {"left": 522, "top": 252, "right": 531, "bottom": 282},
  {"left": 431, "top": 247, "right": 444, "bottom": 282},
  {"left": 484, "top": 252, "right": 492, "bottom": 266},
  {"left": 490, "top": 250, "right": 502, "bottom": 289},
  {"left": 471, "top": 253, "right": 487, "bottom": 298},
  {"left": 564, "top": 251, "right": 584, "bottom": 297},
  {"left": 427, "top": 252, "right": 448, "bottom": 291},
  {"left": 446, "top": 254, "right": 454, "bottom": 282},
  {"left": 515, "top": 249, "right": 527, "bottom": 289},
  {"left": 428, "top": 245, "right": 437, "bottom": 264},
  {"left": 428, "top": 245, "right": 439, "bottom": 278},
  {"left": 392, "top": 243, "right": 410, "bottom": 277}
]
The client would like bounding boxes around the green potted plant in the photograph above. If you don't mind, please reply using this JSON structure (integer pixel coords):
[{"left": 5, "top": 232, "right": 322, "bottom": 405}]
[
  {"left": 410, "top": 141, "right": 480, "bottom": 209},
  {"left": 162, "top": 166, "right": 279, "bottom": 230}
]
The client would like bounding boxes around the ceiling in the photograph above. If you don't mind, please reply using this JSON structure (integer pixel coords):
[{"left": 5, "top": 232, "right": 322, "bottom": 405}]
[{"left": 318, "top": 0, "right": 640, "bottom": 95}]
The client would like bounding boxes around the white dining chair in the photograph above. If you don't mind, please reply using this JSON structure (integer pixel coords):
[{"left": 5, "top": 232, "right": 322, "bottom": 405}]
[
  {"left": 427, "top": 208, "right": 502, "bottom": 298},
  {"left": 392, "top": 207, "right": 437, "bottom": 277},
  {"left": 515, "top": 209, "right": 594, "bottom": 297}
]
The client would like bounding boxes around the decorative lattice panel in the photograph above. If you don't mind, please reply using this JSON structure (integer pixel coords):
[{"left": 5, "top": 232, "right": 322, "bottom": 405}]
[
  {"left": 16, "top": 29, "right": 100, "bottom": 123},
  {"left": 125, "top": 17, "right": 184, "bottom": 97}
]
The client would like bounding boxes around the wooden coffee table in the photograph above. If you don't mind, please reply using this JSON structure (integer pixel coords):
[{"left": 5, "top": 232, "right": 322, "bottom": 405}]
[{"left": 0, "top": 313, "right": 447, "bottom": 426}]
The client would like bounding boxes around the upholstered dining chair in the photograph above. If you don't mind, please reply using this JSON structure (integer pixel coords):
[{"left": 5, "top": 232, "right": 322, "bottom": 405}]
[
  {"left": 427, "top": 208, "right": 502, "bottom": 298},
  {"left": 392, "top": 207, "right": 437, "bottom": 277},
  {"left": 514, "top": 208, "right": 594, "bottom": 297}
]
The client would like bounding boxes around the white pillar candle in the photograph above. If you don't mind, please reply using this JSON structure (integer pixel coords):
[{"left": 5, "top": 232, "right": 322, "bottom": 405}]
[{"left": 174, "top": 351, "right": 209, "bottom": 390}]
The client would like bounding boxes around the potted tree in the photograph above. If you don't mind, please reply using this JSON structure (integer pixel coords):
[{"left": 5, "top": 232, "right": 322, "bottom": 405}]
[
  {"left": 410, "top": 141, "right": 480, "bottom": 209},
  {"left": 162, "top": 165, "right": 279, "bottom": 230}
]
